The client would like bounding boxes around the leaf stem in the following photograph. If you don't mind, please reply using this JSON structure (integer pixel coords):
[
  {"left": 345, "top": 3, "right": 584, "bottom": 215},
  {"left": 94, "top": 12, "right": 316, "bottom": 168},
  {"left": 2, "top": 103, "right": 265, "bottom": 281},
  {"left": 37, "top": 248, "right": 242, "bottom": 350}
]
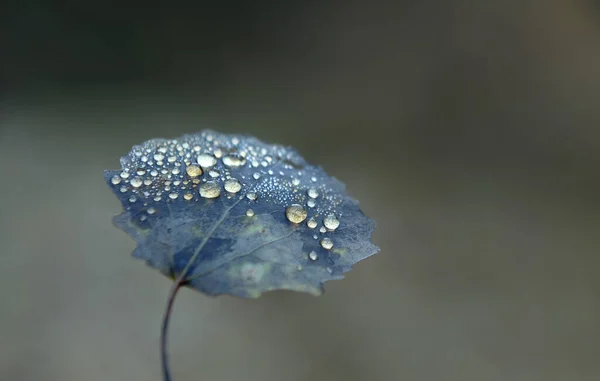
[{"left": 161, "top": 280, "right": 182, "bottom": 381}]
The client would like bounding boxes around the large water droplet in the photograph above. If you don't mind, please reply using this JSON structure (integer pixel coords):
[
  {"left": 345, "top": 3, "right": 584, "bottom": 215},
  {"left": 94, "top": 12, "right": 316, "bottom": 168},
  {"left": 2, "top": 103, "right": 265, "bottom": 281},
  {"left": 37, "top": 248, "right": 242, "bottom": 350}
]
[
  {"left": 286, "top": 204, "right": 307, "bottom": 224},
  {"left": 186, "top": 164, "right": 202, "bottom": 178},
  {"left": 130, "top": 177, "right": 143, "bottom": 188},
  {"left": 307, "top": 188, "right": 319, "bottom": 199},
  {"left": 199, "top": 181, "right": 221, "bottom": 198},
  {"left": 320, "top": 238, "right": 333, "bottom": 250},
  {"left": 224, "top": 178, "right": 242, "bottom": 193},
  {"left": 222, "top": 154, "right": 246, "bottom": 167},
  {"left": 197, "top": 153, "right": 217, "bottom": 167},
  {"left": 323, "top": 214, "right": 340, "bottom": 230}
]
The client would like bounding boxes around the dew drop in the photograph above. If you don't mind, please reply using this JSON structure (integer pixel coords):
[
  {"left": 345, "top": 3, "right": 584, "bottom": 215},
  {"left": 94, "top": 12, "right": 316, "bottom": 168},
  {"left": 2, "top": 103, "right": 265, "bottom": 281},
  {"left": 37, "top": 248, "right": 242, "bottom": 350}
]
[
  {"left": 222, "top": 154, "right": 246, "bottom": 168},
  {"left": 246, "top": 192, "right": 257, "bottom": 201},
  {"left": 224, "top": 178, "right": 242, "bottom": 193},
  {"left": 320, "top": 238, "right": 334, "bottom": 250},
  {"left": 246, "top": 209, "right": 255, "bottom": 217},
  {"left": 307, "top": 218, "right": 317, "bottom": 229},
  {"left": 197, "top": 153, "right": 217, "bottom": 167},
  {"left": 111, "top": 175, "right": 121, "bottom": 185},
  {"left": 168, "top": 192, "right": 178, "bottom": 200},
  {"left": 323, "top": 214, "right": 340, "bottom": 230},
  {"left": 199, "top": 181, "right": 221, "bottom": 198},
  {"left": 186, "top": 164, "right": 202, "bottom": 178},
  {"left": 308, "top": 251, "right": 318, "bottom": 261},
  {"left": 130, "top": 177, "right": 143, "bottom": 188},
  {"left": 286, "top": 204, "right": 307, "bottom": 224},
  {"left": 307, "top": 188, "right": 319, "bottom": 199}
]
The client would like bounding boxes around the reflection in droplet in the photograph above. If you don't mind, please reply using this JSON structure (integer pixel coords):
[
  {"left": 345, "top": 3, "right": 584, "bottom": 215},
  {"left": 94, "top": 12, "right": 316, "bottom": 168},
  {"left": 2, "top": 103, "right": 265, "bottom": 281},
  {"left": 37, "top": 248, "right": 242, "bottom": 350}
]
[
  {"left": 130, "top": 177, "right": 143, "bottom": 188},
  {"left": 224, "top": 178, "right": 242, "bottom": 193},
  {"left": 222, "top": 154, "right": 246, "bottom": 167},
  {"left": 320, "top": 237, "right": 333, "bottom": 250},
  {"left": 199, "top": 181, "right": 221, "bottom": 198},
  {"left": 197, "top": 153, "right": 217, "bottom": 167},
  {"left": 323, "top": 214, "right": 340, "bottom": 230},
  {"left": 286, "top": 204, "right": 307, "bottom": 224}
]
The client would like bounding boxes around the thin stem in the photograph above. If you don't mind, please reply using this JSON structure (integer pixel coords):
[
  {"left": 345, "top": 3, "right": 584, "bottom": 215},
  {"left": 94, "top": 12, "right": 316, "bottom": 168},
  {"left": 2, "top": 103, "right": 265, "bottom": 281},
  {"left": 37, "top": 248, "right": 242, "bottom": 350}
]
[{"left": 161, "top": 281, "right": 182, "bottom": 381}]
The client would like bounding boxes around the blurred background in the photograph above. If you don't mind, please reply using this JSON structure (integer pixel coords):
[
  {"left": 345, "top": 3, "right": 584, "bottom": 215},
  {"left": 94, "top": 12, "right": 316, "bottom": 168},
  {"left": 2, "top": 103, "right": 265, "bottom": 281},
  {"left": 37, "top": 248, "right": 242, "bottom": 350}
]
[{"left": 1, "top": 1, "right": 599, "bottom": 380}]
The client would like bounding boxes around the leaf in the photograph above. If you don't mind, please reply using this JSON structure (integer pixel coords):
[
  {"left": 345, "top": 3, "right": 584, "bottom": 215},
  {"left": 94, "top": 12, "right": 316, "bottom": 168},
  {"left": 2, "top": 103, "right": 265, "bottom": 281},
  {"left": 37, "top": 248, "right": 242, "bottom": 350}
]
[{"left": 105, "top": 130, "right": 379, "bottom": 299}]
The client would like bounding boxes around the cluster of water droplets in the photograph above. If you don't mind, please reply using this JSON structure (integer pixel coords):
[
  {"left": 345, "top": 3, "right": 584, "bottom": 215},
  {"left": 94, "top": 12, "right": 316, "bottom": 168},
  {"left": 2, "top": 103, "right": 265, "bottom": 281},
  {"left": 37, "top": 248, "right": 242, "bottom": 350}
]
[{"left": 110, "top": 131, "right": 346, "bottom": 262}]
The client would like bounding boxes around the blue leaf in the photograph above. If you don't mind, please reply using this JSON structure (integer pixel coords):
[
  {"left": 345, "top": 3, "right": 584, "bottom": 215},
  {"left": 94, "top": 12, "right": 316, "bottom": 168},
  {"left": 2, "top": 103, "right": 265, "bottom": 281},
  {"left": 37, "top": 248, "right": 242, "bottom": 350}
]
[{"left": 104, "top": 130, "right": 379, "bottom": 298}]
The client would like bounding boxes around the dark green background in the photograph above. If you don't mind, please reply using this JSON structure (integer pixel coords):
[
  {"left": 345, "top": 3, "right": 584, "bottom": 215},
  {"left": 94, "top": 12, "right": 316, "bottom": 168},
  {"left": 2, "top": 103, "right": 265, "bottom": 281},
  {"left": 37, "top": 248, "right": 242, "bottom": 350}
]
[{"left": 1, "top": 1, "right": 599, "bottom": 380}]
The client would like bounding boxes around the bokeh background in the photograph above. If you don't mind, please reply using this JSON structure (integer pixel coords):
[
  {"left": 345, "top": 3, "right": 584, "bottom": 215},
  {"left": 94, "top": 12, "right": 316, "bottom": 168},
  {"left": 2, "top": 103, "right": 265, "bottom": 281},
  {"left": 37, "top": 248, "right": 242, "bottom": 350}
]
[{"left": 2, "top": 1, "right": 599, "bottom": 380}]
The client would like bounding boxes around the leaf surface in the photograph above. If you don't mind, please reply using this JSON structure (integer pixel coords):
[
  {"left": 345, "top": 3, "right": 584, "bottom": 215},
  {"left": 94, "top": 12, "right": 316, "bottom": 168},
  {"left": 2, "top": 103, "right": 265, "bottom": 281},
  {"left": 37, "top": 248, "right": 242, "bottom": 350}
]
[{"left": 105, "top": 131, "right": 379, "bottom": 298}]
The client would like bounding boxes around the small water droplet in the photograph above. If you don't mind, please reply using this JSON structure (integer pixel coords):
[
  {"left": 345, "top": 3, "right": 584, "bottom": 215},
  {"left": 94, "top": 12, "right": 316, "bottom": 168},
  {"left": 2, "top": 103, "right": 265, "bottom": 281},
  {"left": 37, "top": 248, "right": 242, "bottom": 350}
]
[
  {"left": 143, "top": 179, "right": 153, "bottom": 186},
  {"left": 209, "top": 170, "right": 220, "bottom": 178},
  {"left": 307, "top": 188, "right": 319, "bottom": 199},
  {"left": 185, "top": 164, "right": 202, "bottom": 177},
  {"left": 197, "top": 153, "right": 217, "bottom": 167},
  {"left": 140, "top": 215, "right": 147, "bottom": 221},
  {"left": 111, "top": 175, "right": 121, "bottom": 185},
  {"left": 308, "top": 251, "right": 318, "bottom": 261},
  {"left": 246, "top": 192, "right": 257, "bottom": 201},
  {"left": 320, "top": 238, "right": 333, "bottom": 250},
  {"left": 150, "top": 170, "right": 158, "bottom": 177},
  {"left": 307, "top": 218, "right": 317, "bottom": 229},
  {"left": 214, "top": 148, "right": 223, "bottom": 158},
  {"left": 286, "top": 204, "right": 307, "bottom": 224},
  {"left": 120, "top": 171, "right": 130, "bottom": 179},
  {"left": 153, "top": 153, "right": 165, "bottom": 162},
  {"left": 323, "top": 214, "right": 340, "bottom": 230},
  {"left": 120, "top": 186, "right": 128, "bottom": 193},
  {"left": 130, "top": 177, "right": 143, "bottom": 188},
  {"left": 307, "top": 199, "right": 316, "bottom": 208},
  {"left": 199, "top": 181, "right": 221, "bottom": 198},
  {"left": 292, "top": 178, "right": 300, "bottom": 186},
  {"left": 183, "top": 193, "right": 193, "bottom": 201},
  {"left": 232, "top": 137, "right": 240, "bottom": 145},
  {"left": 171, "top": 168, "right": 180, "bottom": 175},
  {"left": 167, "top": 156, "right": 177, "bottom": 163},
  {"left": 319, "top": 226, "right": 327, "bottom": 233},
  {"left": 154, "top": 195, "right": 161, "bottom": 202},
  {"left": 147, "top": 207, "right": 156, "bottom": 214},
  {"left": 246, "top": 209, "right": 255, "bottom": 217},
  {"left": 311, "top": 176, "right": 317, "bottom": 182},
  {"left": 253, "top": 172, "right": 261, "bottom": 180},
  {"left": 222, "top": 154, "right": 246, "bottom": 167},
  {"left": 129, "top": 196, "right": 137, "bottom": 203},
  {"left": 224, "top": 178, "right": 242, "bottom": 193},
  {"left": 168, "top": 192, "right": 178, "bottom": 200}
]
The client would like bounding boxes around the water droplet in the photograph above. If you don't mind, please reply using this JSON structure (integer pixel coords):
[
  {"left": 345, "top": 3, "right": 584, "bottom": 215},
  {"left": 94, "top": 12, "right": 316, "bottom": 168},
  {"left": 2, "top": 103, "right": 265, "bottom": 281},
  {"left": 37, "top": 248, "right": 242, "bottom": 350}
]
[
  {"left": 311, "top": 176, "right": 317, "bottom": 182},
  {"left": 120, "top": 171, "right": 130, "bottom": 179},
  {"left": 150, "top": 170, "right": 158, "bottom": 177},
  {"left": 209, "top": 170, "right": 220, "bottom": 178},
  {"left": 147, "top": 207, "right": 156, "bottom": 214},
  {"left": 253, "top": 172, "right": 261, "bottom": 180},
  {"left": 326, "top": 267, "right": 333, "bottom": 274},
  {"left": 286, "top": 204, "right": 307, "bottom": 224},
  {"left": 153, "top": 153, "right": 165, "bottom": 162},
  {"left": 224, "top": 178, "right": 242, "bottom": 193},
  {"left": 140, "top": 215, "right": 147, "bottom": 222},
  {"left": 186, "top": 164, "right": 202, "bottom": 177},
  {"left": 246, "top": 192, "right": 257, "bottom": 201},
  {"left": 167, "top": 156, "right": 177, "bottom": 163},
  {"left": 292, "top": 178, "right": 300, "bottom": 186},
  {"left": 319, "top": 226, "right": 327, "bottom": 233},
  {"left": 111, "top": 175, "right": 121, "bottom": 185},
  {"left": 308, "top": 251, "right": 318, "bottom": 261},
  {"left": 171, "top": 168, "right": 180, "bottom": 175},
  {"left": 222, "top": 154, "right": 246, "bottom": 167},
  {"left": 168, "top": 192, "right": 178, "bottom": 200},
  {"left": 183, "top": 193, "right": 194, "bottom": 201},
  {"left": 320, "top": 238, "right": 333, "bottom": 250},
  {"left": 129, "top": 196, "right": 137, "bottom": 203},
  {"left": 307, "top": 188, "right": 319, "bottom": 199},
  {"left": 232, "top": 137, "right": 240, "bottom": 145},
  {"left": 120, "top": 186, "right": 128, "bottom": 193},
  {"left": 307, "top": 199, "right": 316, "bottom": 208},
  {"left": 197, "top": 153, "right": 217, "bottom": 167},
  {"left": 246, "top": 209, "right": 255, "bottom": 217},
  {"left": 143, "top": 179, "right": 153, "bottom": 186},
  {"left": 130, "top": 177, "right": 143, "bottom": 188},
  {"left": 199, "top": 181, "right": 221, "bottom": 198},
  {"left": 323, "top": 214, "right": 340, "bottom": 230},
  {"left": 214, "top": 148, "right": 223, "bottom": 158},
  {"left": 136, "top": 169, "right": 146, "bottom": 176},
  {"left": 307, "top": 218, "right": 317, "bottom": 229}
]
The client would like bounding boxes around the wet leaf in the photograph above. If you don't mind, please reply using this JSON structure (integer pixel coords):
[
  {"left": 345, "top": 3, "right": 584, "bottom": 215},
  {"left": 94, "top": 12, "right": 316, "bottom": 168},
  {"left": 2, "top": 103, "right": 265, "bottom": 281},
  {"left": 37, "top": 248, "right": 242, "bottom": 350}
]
[{"left": 104, "top": 130, "right": 379, "bottom": 298}]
